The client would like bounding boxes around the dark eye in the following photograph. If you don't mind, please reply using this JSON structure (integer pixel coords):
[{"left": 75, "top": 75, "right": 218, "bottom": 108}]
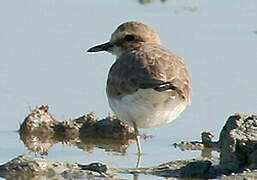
[{"left": 124, "top": 35, "right": 135, "bottom": 42}]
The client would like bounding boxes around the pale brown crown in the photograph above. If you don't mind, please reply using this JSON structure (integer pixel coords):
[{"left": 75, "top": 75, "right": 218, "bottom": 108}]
[{"left": 109, "top": 21, "right": 162, "bottom": 56}]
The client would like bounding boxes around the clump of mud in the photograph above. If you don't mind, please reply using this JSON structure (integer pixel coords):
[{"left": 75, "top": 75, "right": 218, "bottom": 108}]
[
  {"left": 0, "top": 155, "right": 113, "bottom": 179},
  {"left": 19, "top": 105, "right": 58, "bottom": 134},
  {"left": 19, "top": 105, "right": 135, "bottom": 155},
  {"left": 174, "top": 113, "right": 257, "bottom": 178},
  {"left": 219, "top": 114, "right": 257, "bottom": 173}
]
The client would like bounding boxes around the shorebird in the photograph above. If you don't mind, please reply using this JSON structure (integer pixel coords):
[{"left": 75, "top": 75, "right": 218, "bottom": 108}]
[{"left": 87, "top": 21, "right": 192, "bottom": 155}]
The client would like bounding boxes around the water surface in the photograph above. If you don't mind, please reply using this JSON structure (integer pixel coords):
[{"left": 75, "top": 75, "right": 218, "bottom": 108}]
[{"left": 0, "top": 0, "right": 256, "bottom": 179}]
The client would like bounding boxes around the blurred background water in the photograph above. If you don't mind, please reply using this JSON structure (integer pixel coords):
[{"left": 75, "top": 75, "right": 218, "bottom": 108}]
[{"left": 0, "top": 0, "right": 256, "bottom": 179}]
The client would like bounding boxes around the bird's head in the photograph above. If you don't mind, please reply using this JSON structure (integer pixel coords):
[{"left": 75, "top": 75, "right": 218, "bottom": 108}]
[{"left": 87, "top": 21, "right": 161, "bottom": 56}]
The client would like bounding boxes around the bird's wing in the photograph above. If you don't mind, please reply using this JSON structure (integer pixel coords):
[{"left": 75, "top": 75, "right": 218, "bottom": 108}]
[{"left": 107, "top": 44, "right": 192, "bottom": 104}]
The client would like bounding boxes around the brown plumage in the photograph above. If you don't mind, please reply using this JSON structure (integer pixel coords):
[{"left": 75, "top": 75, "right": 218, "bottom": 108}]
[
  {"left": 107, "top": 44, "right": 192, "bottom": 105},
  {"left": 87, "top": 21, "right": 192, "bottom": 156}
]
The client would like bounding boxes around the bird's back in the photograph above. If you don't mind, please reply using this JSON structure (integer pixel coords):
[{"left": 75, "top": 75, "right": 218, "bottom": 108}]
[{"left": 106, "top": 43, "right": 192, "bottom": 105}]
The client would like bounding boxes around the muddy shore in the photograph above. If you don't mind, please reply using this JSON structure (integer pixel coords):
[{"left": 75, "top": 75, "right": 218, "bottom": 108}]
[{"left": 1, "top": 106, "right": 257, "bottom": 179}]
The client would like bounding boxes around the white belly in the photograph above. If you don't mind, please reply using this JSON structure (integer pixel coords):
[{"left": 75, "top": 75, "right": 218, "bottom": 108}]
[{"left": 108, "top": 89, "right": 187, "bottom": 128}]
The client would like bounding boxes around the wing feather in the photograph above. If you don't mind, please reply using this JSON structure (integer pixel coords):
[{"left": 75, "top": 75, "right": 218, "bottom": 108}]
[{"left": 107, "top": 44, "right": 192, "bottom": 104}]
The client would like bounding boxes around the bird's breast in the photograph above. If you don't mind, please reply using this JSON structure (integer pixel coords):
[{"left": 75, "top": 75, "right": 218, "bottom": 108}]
[{"left": 107, "top": 89, "right": 187, "bottom": 128}]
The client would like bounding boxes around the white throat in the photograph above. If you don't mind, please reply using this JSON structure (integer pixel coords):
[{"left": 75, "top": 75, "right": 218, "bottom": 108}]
[{"left": 109, "top": 46, "right": 124, "bottom": 57}]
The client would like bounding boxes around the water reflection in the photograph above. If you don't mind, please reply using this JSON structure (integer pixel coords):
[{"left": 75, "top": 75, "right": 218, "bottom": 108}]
[
  {"left": 174, "top": 142, "right": 218, "bottom": 159},
  {"left": 20, "top": 130, "right": 135, "bottom": 156},
  {"left": 78, "top": 137, "right": 134, "bottom": 155},
  {"left": 20, "top": 131, "right": 55, "bottom": 156}
]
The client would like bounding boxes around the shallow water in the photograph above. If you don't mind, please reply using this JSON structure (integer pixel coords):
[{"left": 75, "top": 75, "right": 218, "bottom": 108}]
[{"left": 0, "top": 0, "right": 256, "bottom": 179}]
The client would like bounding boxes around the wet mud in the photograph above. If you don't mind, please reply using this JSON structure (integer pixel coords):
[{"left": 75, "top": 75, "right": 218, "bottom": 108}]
[
  {"left": 1, "top": 106, "right": 257, "bottom": 179},
  {"left": 19, "top": 105, "right": 135, "bottom": 155}
]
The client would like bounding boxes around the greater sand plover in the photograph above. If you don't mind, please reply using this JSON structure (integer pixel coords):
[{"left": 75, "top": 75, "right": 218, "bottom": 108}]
[{"left": 87, "top": 21, "right": 192, "bottom": 155}]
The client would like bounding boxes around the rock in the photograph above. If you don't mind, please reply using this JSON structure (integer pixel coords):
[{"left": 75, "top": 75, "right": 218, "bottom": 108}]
[
  {"left": 79, "top": 115, "right": 134, "bottom": 139},
  {"left": 173, "top": 131, "right": 220, "bottom": 158},
  {"left": 219, "top": 114, "right": 257, "bottom": 173},
  {"left": 112, "top": 157, "right": 221, "bottom": 179},
  {"left": 0, "top": 155, "right": 113, "bottom": 179},
  {"left": 174, "top": 113, "right": 257, "bottom": 176},
  {"left": 79, "top": 162, "right": 108, "bottom": 174},
  {"left": 180, "top": 160, "right": 219, "bottom": 179},
  {"left": 19, "top": 106, "right": 136, "bottom": 155},
  {"left": 19, "top": 105, "right": 135, "bottom": 139},
  {"left": 19, "top": 105, "right": 58, "bottom": 134},
  {"left": 175, "top": 114, "right": 257, "bottom": 174},
  {"left": 202, "top": 131, "right": 215, "bottom": 144},
  {"left": 221, "top": 169, "right": 257, "bottom": 180}
]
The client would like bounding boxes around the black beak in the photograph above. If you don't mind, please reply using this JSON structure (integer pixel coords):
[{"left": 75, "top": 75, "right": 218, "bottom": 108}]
[{"left": 87, "top": 42, "right": 112, "bottom": 52}]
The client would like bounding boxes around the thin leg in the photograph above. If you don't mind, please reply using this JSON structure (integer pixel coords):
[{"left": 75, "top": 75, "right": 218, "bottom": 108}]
[
  {"left": 136, "top": 151, "right": 141, "bottom": 168},
  {"left": 136, "top": 135, "right": 142, "bottom": 155},
  {"left": 132, "top": 122, "right": 142, "bottom": 155},
  {"left": 133, "top": 122, "right": 142, "bottom": 168}
]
